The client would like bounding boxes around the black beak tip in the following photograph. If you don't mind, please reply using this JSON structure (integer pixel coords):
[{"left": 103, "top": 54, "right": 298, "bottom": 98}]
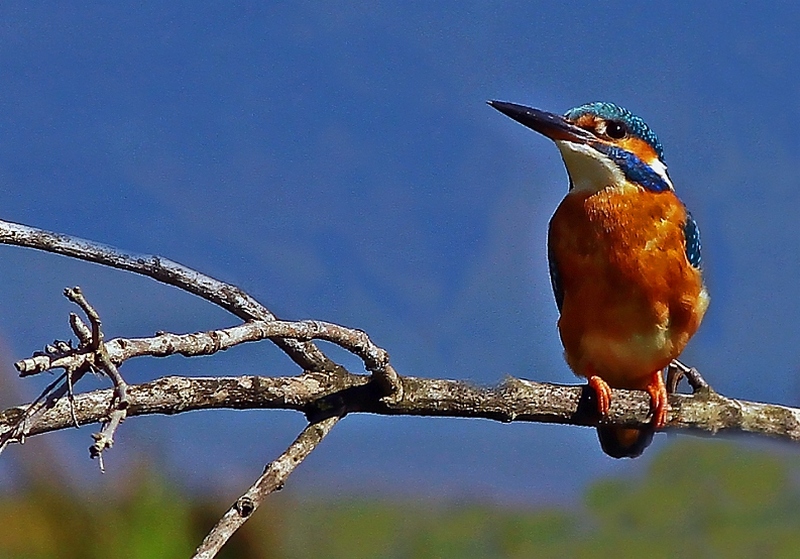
[
  {"left": 487, "top": 99, "right": 509, "bottom": 112},
  {"left": 487, "top": 99, "right": 593, "bottom": 144},
  {"left": 487, "top": 100, "right": 531, "bottom": 121}
]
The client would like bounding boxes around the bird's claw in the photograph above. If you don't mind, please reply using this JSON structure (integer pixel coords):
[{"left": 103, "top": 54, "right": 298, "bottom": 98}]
[
  {"left": 588, "top": 375, "right": 612, "bottom": 417},
  {"left": 646, "top": 371, "right": 668, "bottom": 429}
]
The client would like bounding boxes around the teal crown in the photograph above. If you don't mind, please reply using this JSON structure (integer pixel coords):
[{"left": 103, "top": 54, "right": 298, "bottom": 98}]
[{"left": 564, "top": 102, "right": 664, "bottom": 161}]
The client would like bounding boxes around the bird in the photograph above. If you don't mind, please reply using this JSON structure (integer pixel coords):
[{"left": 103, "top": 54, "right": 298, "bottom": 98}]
[{"left": 489, "top": 100, "right": 709, "bottom": 458}]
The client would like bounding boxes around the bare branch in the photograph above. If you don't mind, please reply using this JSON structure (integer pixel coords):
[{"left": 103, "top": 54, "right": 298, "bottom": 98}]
[
  {"left": 15, "top": 318, "right": 403, "bottom": 401},
  {"left": 192, "top": 414, "right": 342, "bottom": 558},
  {"left": 2, "top": 372, "right": 798, "bottom": 444},
  {"left": 17, "top": 320, "right": 387, "bottom": 378},
  {"left": 0, "top": 219, "right": 336, "bottom": 373},
  {"left": 62, "top": 287, "right": 130, "bottom": 468}
]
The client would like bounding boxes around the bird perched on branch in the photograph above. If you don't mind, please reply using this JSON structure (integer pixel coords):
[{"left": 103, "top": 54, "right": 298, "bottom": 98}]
[{"left": 489, "top": 100, "right": 708, "bottom": 457}]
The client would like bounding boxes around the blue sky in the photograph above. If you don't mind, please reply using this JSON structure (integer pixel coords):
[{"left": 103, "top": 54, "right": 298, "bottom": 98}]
[{"left": 1, "top": 2, "right": 799, "bottom": 503}]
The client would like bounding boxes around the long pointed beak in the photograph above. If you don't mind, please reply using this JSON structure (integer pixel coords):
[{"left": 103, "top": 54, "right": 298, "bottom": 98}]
[{"left": 488, "top": 100, "right": 595, "bottom": 144}]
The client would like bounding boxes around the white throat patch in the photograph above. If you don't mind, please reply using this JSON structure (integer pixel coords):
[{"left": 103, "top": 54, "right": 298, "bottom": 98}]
[{"left": 555, "top": 140, "right": 625, "bottom": 193}]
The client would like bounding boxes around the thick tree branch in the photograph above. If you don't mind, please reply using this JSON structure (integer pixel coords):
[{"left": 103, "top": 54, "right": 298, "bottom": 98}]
[{"left": 1, "top": 372, "right": 798, "bottom": 443}]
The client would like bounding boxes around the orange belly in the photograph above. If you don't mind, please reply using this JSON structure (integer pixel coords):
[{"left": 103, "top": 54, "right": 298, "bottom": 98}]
[{"left": 549, "top": 185, "right": 708, "bottom": 390}]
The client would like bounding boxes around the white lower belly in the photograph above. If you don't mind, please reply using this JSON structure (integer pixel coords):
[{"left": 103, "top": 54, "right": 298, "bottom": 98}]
[{"left": 581, "top": 328, "right": 673, "bottom": 380}]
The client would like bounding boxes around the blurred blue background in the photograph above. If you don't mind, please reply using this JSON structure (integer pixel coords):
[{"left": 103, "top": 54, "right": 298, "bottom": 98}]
[{"left": 0, "top": 2, "right": 798, "bottom": 505}]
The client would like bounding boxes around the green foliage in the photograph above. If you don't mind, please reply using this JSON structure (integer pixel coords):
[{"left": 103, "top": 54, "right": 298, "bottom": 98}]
[
  {"left": 279, "top": 499, "right": 577, "bottom": 559},
  {"left": 2, "top": 439, "right": 800, "bottom": 558},
  {"left": 0, "top": 469, "right": 195, "bottom": 559},
  {"left": 582, "top": 440, "right": 800, "bottom": 558}
]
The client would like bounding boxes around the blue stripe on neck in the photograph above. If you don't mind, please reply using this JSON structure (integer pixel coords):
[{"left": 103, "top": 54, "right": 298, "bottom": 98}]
[{"left": 593, "top": 143, "right": 671, "bottom": 193}]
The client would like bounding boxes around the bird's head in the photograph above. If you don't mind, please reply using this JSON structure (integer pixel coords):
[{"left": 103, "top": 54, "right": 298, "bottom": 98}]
[{"left": 490, "top": 100, "right": 673, "bottom": 194}]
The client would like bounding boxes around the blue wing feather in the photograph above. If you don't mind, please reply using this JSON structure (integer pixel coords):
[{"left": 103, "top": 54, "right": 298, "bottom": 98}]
[
  {"left": 684, "top": 211, "right": 702, "bottom": 268},
  {"left": 547, "top": 243, "right": 564, "bottom": 311}
]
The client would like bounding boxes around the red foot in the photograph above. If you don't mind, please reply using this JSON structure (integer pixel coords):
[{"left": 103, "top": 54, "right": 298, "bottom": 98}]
[
  {"left": 588, "top": 375, "right": 612, "bottom": 417},
  {"left": 646, "top": 370, "right": 669, "bottom": 429}
]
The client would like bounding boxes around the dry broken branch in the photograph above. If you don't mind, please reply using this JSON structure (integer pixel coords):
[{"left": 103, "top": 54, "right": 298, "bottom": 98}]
[{"left": 8, "top": 311, "right": 403, "bottom": 454}]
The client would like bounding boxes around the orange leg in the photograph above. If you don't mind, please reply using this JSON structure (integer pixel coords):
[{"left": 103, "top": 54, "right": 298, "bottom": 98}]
[
  {"left": 588, "top": 374, "right": 612, "bottom": 417},
  {"left": 646, "top": 370, "right": 669, "bottom": 429}
]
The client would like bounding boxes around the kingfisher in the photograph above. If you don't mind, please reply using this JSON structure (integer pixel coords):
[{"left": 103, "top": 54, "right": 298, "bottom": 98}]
[{"left": 490, "top": 100, "right": 709, "bottom": 458}]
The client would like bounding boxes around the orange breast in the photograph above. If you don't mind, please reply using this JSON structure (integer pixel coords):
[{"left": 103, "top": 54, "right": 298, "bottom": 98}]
[{"left": 548, "top": 185, "right": 708, "bottom": 389}]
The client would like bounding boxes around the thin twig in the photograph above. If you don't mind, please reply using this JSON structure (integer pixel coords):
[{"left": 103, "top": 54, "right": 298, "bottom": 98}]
[
  {"left": 64, "top": 366, "right": 80, "bottom": 428},
  {"left": 192, "top": 414, "right": 342, "bottom": 558},
  {"left": 0, "top": 372, "right": 65, "bottom": 453},
  {"left": 3, "top": 339, "right": 85, "bottom": 442},
  {"left": 69, "top": 312, "right": 93, "bottom": 346},
  {"left": 90, "top": 407, "right": 126, "bottom": 472},
  {"left": 15, "top": 319, "right": 402, "bottom": 397}
]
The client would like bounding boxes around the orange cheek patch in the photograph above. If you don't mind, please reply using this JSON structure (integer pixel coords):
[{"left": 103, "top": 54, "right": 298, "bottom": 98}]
[
  {"left": 573, "top": 114, "right": 599, "bottom": 129},
  {"left": 618, "top": 137, "right": 659, "bottom": 164}
]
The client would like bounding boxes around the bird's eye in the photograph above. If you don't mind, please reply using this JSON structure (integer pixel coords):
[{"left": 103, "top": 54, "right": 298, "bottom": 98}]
[{"left": 605, "top": 120, "right": 628, "bottom": 139}]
